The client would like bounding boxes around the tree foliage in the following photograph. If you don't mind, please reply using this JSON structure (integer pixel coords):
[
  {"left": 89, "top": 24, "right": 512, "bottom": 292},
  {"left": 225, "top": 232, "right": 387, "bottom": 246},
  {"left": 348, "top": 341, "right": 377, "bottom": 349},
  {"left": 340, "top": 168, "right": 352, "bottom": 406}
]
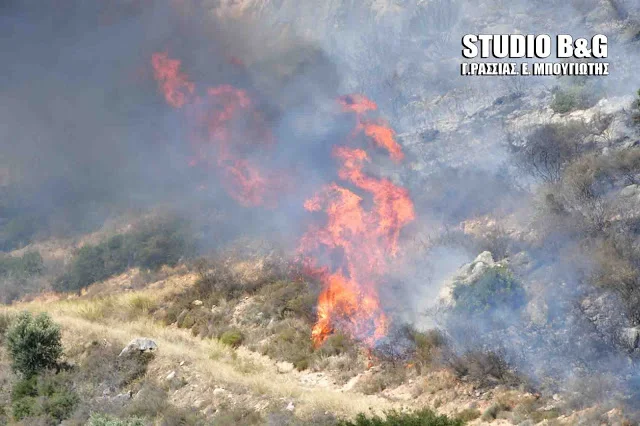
[{"left": 6, "top": 311, "right": 62, "bottom": 377}]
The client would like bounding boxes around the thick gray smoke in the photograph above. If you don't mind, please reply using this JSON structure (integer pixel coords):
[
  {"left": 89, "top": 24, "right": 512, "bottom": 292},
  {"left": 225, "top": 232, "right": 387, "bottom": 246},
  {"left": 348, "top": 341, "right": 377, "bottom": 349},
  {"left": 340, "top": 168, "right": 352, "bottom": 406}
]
[{"left": 4, "top": 0, "right": 640, "bottom": 412}]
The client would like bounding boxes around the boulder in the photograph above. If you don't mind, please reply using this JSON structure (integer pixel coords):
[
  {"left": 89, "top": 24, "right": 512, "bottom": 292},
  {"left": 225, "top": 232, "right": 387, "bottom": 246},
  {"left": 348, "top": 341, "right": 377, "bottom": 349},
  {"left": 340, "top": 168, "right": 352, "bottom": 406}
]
[
  {"left": 619, "top": 327, "right": 640, "bottom": 349},
  {"left": 119, "top": 338, "right": 158, "bottom": 357},
  {"left": 276, "top": 361, "right": 294, "bottom": 374},
  {"left": 438, "top": 251, "right": 497, "bottom": 305},
  {"left": 620, "top": 184, "right": 639, "bottom": 198}
]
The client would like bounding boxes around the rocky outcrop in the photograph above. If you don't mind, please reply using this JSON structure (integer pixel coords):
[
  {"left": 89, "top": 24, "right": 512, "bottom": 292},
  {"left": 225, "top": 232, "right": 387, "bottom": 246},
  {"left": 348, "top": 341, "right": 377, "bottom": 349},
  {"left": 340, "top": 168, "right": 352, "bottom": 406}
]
[
  {"left": 119, "top": 338, "right": 158, "bottom": 357},
  {"left": 438, "top": 251, "right": 500, "bottom": 306}
]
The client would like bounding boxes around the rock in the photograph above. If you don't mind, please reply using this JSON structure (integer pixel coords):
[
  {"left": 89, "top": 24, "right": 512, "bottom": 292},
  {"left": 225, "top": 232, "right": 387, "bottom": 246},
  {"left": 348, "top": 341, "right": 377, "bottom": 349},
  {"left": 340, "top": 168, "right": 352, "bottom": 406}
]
[
  {"left": 112, "top": 391, "right": 132, "bottom": 404},
  {"left": 620, "top": 184, "right": 639, "bottom": 198},
  {"left": 119, "top": 338, "right": 158, "bottom": 357},
  {"left": 619, "top": 327, "right": 640, "bottom": 349},
  {"left": 581, "top": 294, "right": 628, "bottom": 341},
  {"left": 286, "top": 401, "right": 295, "bottom": 412},
  {"left": 438, "top": 251, "right": 498, "bottom": 305},
  {"left": 166, "top": 371, "right": 176, "bottom": 381},
  {"left": 213, "top": 388, "right": 226, "bottom": 396},
  {"left": 192, "top": 300, "right": 203, "bottom": 307},
  {"left": 276, "top": 361, "right": 294, "bottom": 374},
  {"left": 474, "top": 251, "right": 494, "bottom": 265}
]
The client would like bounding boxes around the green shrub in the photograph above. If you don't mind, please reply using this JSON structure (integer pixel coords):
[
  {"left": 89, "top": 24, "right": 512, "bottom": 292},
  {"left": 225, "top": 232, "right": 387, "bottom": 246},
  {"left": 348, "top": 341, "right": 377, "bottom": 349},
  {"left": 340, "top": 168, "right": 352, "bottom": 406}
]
[
  {"left": 130, "top": 217, "right": 193, "bottom": 270},
  {"left": 456, "top": 408, "right": 480, "bottom": 422},
  {"left": 550, "top": 82, "right": 600, "bottom": 113},
  {"left": 0, "top": 251, "right": 44, "bottom": 277},
  {"left": 481, "top": 402, "right": 510, "bottom": 421},
  {"left": 317, "top": 332, "right": 355, "bottom": 357},
  {"left": 261, "top": 320, "right": 313, "bottom": 370},
  {"left": 11, "top": 396, "right": 37, "bottom": 421},
  {"left": 452, "top": 266, "right": 526, "bottom": 315},
  {"left": 0, "top": 311, "right": 14, "bottom": 341},
  {"left": 220, "top": 329, "right": 244, "bottom": 348},
  {"left": 408, "top": 328, "right": 446, "bottom": 372},
  {"left": 11, "top": 376, "right": 38, "bottom": 401},
  {"left": 6, "top": 311, "right": 62, "bottom": 377},
  {"left": 54, "top": 216, "right": 194, "bottom": 292},
  {"left": 87, "top": 413, "right": 145, "bottom": 426},
  {"left": 337, "top": 408, "right": 463, "bottom": 426},
  {"left": 11, "top": 372, "right": 79, "bottom": 422}
]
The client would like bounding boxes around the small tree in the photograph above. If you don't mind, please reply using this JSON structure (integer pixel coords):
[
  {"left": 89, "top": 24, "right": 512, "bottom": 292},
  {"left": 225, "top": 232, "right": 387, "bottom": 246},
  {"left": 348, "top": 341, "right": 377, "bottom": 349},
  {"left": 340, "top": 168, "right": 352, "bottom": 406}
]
[{"left": 6, "top": 312, "right": 62, "bottom": 377}]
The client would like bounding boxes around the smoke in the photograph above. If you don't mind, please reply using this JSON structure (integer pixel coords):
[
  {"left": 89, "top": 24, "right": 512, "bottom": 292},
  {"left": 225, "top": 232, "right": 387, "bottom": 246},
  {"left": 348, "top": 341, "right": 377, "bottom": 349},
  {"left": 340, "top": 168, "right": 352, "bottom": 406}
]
[{"left": 4, "top": 0, "right": 640, "bottom": 411}]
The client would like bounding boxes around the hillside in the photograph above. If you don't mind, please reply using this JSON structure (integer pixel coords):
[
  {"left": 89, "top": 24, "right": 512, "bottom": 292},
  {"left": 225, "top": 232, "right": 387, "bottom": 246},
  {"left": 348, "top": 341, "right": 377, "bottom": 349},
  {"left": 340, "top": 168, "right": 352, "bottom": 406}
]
[{"left": 3, "top": 0, "right": 640, "bottom": 425}]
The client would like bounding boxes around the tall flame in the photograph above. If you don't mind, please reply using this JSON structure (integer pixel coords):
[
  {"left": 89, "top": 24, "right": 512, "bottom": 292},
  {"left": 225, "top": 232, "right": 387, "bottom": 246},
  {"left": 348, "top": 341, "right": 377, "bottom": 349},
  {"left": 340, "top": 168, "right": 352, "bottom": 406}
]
[
  {"left": 301, "top": 97, "right": 414, "bottom": 347},
  {"left": 151, "top": 53, "right": 284, "bottom": 207},
  {"left": 151, "top": 54, "right": 414, "bottom": 347}
]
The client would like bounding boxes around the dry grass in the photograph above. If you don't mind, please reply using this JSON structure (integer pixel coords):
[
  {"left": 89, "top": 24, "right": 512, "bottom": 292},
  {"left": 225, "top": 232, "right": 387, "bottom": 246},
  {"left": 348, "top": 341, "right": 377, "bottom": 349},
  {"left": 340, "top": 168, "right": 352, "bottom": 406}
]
[{"left": 0, "top": 294, "right": 395, "bottom": 420}]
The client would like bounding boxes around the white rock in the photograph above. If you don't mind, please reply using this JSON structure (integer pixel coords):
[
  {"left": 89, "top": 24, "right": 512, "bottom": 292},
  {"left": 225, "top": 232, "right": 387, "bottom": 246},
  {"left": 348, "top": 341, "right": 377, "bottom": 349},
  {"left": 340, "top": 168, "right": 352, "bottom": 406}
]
[
  {"left": 166, "top": 371, "right": 176, "bottom": 381},
  {"left": 619, "top": 327, "right": 640, "bottom": 349},
  {"left": 192, "top": 300, "right": 203, "bottom": 306},
  {"left": 118, "top": 338, "right": 157, "bottom": 357},
  {"left": 276, "top": 361, "right": 295, "bottom": 374},
  {"left": 286, "top": 401, "right": 295, "bottom": 412},
  {"left": 213, "top": 388, "right": 226, "bottom": 396},
  {"left": 620, "top": 184, "right": 639, "bottom": 198}
]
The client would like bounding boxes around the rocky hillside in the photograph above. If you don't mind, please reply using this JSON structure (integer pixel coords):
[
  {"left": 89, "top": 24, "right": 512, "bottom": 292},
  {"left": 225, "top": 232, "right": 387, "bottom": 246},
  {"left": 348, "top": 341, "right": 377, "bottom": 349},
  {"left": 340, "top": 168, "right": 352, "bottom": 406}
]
[{"left": 3, "top": 0, "right": 640, "bottom": 425}]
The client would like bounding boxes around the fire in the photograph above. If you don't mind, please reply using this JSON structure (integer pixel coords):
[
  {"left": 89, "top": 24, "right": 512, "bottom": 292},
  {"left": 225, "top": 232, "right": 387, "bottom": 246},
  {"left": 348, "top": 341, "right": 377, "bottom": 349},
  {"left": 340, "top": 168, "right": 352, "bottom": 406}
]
[
  {"left": 151, "top": 52, "right": 194, "bottom": 108},
  {"left": 300, "top": 97, "right": 415, "bottom": 347},
  {"left": 338, "top": 95, "right": 404, "bottom": 161},
  {"left": 151, "top": 53, "right": 284, "bottom": 207},
  {"left": 151, "top": 54, "right": 414, "bottom": 347}
]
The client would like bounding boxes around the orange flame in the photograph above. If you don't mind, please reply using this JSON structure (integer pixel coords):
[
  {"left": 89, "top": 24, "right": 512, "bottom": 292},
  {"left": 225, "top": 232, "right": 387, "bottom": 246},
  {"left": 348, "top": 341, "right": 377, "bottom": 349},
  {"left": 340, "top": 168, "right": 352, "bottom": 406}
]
[
  {"left": 300, "top": 98, "right": 415, "bottom": 347},
  {"left": 151, "top": 54, "right": 414, "bottom": 347},
  {"left": 151, "top": 53, "right": 284, "bottom": 207},
  {"left": 338, "top": 94, "right": 404, "bottom": 161}
]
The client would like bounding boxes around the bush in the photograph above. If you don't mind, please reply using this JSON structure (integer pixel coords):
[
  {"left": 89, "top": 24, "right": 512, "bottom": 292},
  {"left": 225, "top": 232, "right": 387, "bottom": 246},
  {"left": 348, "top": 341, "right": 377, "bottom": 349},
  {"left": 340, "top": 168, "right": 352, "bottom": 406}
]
[
  {"left": 455, "top": 408, "right": 480, "bottom": 422},
  {"left": 220, "top": 329, "right": 244, "bottom": 348},
  {"left": 481, "top": 402, "right": 510, "bottom": 421},
  {"left": 261, "top": 320, "right": 313, "bottom": 370},
  {"left": 447, "top": 350, "right": 520, "bottom": 388},
  {"left": 512, "top": 122, "right": 587, "bottom": 183},
  {"left": 355, "top": 365, "right": 407, "bottom": 395},
  {"left": 452, "top": 266, "right": 526, "bottom": 316},
  {"left": 11, "top": 372, "right": 79, "bottom": 422},
  {"left": 54, "top": 216, "right": 194, "bottom": 292},
  {"left": 0, "top": 251, "right": 44, "bottom": 277},
  {"left": 6, "top": 311, "right": 62, "bottom": 377},
  {"left": 550, "top": 82, "right": 601, "bottom": 113},
  {"left": 0, "top": 311, "right": 14, "bottom": 341},
  {"left": 87, "top": 413, "right": 145, "bottom": 426},
  {"left": 338, "top": 409, "right": 463, "bottom": 426}
]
